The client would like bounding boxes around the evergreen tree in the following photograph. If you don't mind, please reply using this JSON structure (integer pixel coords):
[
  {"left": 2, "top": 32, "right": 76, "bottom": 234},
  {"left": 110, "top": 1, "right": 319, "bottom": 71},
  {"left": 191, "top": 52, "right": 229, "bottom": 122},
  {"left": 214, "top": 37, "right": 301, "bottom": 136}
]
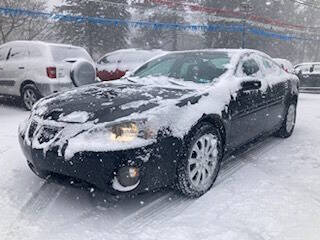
[
  {"left": 55, "top": 0, "right": 130, "bottom": 57},
  {"left": 132, "top": 1, "right": 185, "bottom": 50}
]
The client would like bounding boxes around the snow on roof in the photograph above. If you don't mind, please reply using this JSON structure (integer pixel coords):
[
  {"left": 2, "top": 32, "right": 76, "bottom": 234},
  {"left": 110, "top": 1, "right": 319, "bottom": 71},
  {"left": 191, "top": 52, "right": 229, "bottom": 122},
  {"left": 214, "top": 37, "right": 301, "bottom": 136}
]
[
  {"left": 2, "top": 40, "right": 81, "bottom": 49},
  {"left": 295, "top": 62, "right": 320, "bottom": 67}
]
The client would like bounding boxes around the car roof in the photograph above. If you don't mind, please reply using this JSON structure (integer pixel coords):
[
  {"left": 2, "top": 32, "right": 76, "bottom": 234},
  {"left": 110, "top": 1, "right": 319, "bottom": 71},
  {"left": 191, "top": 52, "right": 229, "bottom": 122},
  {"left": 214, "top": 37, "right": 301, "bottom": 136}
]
[
  {"left": 165, "top": 48, "right": 261, "bottom": 54},
  {"left": 156, "top": 49, "right": 272, "bottom": 62},
  {"left": 100, "top": 48, "right": 166, "bottom": 58},
  {"left": 295, "top": 62, "right": 320, "bottom": 67},
  {"left": 2, "top": 40, "right": 81, "bottom": 49},
  {"left": 100, "top": 48, "right": 266, "bottom": 59}
]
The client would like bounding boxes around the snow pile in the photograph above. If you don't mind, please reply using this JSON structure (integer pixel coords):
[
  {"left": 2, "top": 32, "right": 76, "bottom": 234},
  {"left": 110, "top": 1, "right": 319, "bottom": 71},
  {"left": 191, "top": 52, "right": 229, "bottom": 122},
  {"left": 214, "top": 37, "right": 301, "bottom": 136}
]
[{"left": 58, "top": 111, "right": 92, "bottom": 123}]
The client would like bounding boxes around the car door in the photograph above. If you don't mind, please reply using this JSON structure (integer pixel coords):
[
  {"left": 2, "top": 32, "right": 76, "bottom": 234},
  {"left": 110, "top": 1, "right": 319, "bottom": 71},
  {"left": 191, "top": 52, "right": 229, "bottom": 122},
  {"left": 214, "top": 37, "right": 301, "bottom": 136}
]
[
  {"left": 0, "top": 46, "right": 10, "bottom": 95},
  {"left": 5, "top": 45, "right": 28, "bottom": 95},
  {"left": 228, "top": 54, "right": 269, "bottom": 149},
  {"left": 260, "top": 56, "right": 288, "bottom": 130}
]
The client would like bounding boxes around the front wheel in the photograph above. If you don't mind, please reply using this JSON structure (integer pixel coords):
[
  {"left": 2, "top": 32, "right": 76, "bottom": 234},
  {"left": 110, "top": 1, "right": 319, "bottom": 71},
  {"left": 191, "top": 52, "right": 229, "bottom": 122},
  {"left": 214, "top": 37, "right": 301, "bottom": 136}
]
[
  {"left": 275, "top": 102, "right": 297, "bottom": 138},
  {"left": 176, "top": 123, "right": 223, "bottom": 198},
  {"left": 21, "top": 84, "right": 41, "bottom": 111}
]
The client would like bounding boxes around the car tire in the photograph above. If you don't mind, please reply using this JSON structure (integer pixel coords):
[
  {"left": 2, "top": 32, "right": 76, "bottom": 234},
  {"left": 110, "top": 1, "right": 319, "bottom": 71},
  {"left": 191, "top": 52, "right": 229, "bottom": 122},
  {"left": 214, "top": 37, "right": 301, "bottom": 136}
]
[
  {"left": 274, "top": 101, "right": 297, "bottom": 138},
  {"left": 176, "top": 122, "right": 223, "bottom": 198},
  {"left": 21, "top": 84, "right": 41, "bottom": 111}
]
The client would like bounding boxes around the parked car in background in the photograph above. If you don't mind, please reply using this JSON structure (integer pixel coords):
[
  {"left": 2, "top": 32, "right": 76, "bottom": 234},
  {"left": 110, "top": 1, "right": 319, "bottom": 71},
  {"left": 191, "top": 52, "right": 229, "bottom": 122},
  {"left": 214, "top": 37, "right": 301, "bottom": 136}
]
[
  {"left": 96, "top": 49, "right": 166, "bottom": 81},
  {"left": 0, "top": 41, "right": 97, "bottom": 110},
  {"left": 294, "top": 62, "right": 320, "bottom": 93},
  {"left": 273, "top": 58, "right": 295, "bottom": 74},
  {"left": 19, "top": 49, "right": 299, "bottom": 198}
]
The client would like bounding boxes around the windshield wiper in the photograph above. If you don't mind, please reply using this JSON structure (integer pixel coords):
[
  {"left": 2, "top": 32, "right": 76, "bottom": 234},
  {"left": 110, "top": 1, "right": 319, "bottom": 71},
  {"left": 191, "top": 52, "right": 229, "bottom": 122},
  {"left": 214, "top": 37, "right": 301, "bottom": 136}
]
[
  {"left": 125, "top": 77, "right": 137, "bottom": 83},
  {"left": 168, "top": 79, "right": 184, "bottom": 86}
]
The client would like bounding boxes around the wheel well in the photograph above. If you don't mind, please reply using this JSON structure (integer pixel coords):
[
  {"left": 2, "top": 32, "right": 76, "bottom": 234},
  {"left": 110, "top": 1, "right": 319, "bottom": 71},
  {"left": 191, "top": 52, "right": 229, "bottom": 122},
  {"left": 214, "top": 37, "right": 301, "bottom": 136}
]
[
  {"left": 291, "top": 94, "right": 298, "bottom": 104},
  {"left": 20, "top": 80, "right": 36, "bottom": 96},
  {"left": 196, "top": 114, "right": 226, "bottom": 150}
]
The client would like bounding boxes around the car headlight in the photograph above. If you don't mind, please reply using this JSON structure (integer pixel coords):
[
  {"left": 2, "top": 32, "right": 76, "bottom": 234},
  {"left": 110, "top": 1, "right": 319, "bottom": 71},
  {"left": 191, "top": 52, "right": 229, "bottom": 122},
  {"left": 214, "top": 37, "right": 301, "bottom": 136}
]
[{"left": 109, "top": 120, "right": 155, "bottom": 142}]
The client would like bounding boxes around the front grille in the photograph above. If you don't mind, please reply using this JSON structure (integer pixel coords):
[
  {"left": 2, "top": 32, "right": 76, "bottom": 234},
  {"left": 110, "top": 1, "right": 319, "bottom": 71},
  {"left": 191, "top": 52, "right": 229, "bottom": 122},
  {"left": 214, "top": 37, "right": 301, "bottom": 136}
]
[
  {"left": 38, "top": 126, "right": 62, "bottom": 144},
  {"left": 28, "top": 121, "right": 38, "bottom": 139}
]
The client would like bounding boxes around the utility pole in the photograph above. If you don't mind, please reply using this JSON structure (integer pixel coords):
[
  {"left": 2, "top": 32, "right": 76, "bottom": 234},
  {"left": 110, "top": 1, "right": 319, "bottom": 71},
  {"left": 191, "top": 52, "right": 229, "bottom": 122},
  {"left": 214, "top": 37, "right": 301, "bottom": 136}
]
[{"left": 240, "top": 0, "right": 253, "bottom": 49}]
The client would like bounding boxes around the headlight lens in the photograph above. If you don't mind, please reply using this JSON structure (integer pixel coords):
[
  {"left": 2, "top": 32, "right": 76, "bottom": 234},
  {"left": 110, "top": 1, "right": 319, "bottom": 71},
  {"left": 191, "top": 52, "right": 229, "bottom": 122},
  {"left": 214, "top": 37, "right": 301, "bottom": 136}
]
[{"left": 109, "top": 121, "right": 155, "bottom": 142}]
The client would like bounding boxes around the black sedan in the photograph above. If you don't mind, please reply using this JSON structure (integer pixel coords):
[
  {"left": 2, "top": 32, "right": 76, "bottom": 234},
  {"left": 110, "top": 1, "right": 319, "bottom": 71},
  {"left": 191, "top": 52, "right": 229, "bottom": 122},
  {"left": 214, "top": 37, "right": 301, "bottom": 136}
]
[
  {"left": 19, "top": 49, "right": 299, "bottom": 198},
  {"left": 295, "top": 62, "right": 320, "bottom": 93}
]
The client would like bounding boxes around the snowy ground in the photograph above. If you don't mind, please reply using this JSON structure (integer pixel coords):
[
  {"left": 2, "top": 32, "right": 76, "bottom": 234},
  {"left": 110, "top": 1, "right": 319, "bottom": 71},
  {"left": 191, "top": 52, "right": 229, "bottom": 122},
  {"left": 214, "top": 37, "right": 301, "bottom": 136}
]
[{"left": 1, "top": 93, "right": 320, "bottom": 240}]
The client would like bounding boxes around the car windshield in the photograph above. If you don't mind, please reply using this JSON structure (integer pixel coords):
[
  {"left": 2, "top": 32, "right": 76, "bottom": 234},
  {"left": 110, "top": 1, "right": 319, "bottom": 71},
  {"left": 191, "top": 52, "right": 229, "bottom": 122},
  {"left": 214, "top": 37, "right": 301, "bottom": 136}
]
[
  {"left": 131, "top": 52, "right": 231, "bottom": 84},
  {"left": 50, "top": 46, "right": 92, "bottom": 62}
]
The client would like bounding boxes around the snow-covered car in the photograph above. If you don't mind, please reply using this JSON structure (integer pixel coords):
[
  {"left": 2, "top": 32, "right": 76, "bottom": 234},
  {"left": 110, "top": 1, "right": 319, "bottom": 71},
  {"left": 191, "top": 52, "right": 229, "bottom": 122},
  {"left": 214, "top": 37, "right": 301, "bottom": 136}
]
[
  {"left": 18, "top": 49, "right": 299, "bottom": 198},
  {"left": 294, "top": 62, "right": 320, "bottom": 93},
  {"left": 0, "top": 41, "right": 97, "bottom": 110},
  {"left": 96, "top": 49, "right": 166, "bottom": 81},
  {"left": 273, "top": 58, "right": 295, "bottom": 74}
]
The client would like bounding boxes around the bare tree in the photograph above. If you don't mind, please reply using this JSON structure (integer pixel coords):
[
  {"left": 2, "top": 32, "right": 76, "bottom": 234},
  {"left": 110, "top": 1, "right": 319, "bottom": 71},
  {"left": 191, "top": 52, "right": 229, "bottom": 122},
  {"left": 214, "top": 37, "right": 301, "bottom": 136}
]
[{"left": 0, "top": 0, "right": 50, "bottom": 44}]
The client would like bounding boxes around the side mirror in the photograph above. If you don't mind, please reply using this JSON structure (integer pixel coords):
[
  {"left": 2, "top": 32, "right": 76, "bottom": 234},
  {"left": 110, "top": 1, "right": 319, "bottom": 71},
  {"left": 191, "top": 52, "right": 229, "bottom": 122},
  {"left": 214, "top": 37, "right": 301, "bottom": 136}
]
[
  {"left": 242, "top": 61, "right": 259, "bottom": 76},
  {"left": 241, "top": 80, "right": 262, "bottom": 91}
]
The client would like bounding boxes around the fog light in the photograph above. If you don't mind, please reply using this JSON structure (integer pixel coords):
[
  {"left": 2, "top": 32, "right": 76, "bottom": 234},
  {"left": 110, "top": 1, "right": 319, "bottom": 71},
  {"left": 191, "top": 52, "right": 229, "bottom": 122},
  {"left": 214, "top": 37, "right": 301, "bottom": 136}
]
[
  {"left": 129, "top": 167, "right": 139, "bottom": 178},
  {"left": 117, "top": 166, "right": 140, "bottom": 187}
]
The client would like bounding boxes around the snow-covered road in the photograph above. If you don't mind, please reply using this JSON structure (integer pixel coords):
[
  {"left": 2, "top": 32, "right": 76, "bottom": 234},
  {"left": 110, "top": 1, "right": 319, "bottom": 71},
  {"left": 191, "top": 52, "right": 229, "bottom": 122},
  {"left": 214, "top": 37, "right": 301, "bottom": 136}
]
[{"left": 1, "top": 93, "right": 320, "bottom": 240}]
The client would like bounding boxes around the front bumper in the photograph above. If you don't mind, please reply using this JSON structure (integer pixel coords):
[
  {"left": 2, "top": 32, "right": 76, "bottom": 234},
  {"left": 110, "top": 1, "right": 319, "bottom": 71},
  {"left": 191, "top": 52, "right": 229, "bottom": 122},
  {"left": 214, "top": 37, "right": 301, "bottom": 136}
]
[{"left": 18, "top": 132, "right": 182, "bottom": 194}]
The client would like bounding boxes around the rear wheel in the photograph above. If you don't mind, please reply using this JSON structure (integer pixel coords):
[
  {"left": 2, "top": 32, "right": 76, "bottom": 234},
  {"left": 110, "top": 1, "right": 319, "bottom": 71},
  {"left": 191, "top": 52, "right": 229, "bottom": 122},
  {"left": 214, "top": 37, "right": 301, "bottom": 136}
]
[
  {"left": 21, "top": 84, "right": 41, "bottom": 111},
  {"left": 275, "top": 102, "right": 297, "bottom": 138},
  {"left": 176, "top": 122, "right": 223, "bottom": 198}
]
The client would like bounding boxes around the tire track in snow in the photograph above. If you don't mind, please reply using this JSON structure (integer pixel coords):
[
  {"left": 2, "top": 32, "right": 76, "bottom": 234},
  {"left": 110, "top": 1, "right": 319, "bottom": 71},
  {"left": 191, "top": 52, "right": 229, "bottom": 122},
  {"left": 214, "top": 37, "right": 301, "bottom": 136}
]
[
  {"left": 109, "top": 137, "right": 281, "bottom": 235},
  {"left": 216, "top": 137, "right": 280, "bottom": 186},
  {"left": 242, "top": 140, "right": 320, "bottom": 209},
  {"left": 6, "top": 136, "right": 281, "bottom": 240},
  {"left": 114, "top": 193, "right": 193, "bottom": 233},
  {"left": 19, "top": 181, "right": 65, "bottom": 217},
  {"left": 4, "top": 180, "right": 65, "bottom": 240}
]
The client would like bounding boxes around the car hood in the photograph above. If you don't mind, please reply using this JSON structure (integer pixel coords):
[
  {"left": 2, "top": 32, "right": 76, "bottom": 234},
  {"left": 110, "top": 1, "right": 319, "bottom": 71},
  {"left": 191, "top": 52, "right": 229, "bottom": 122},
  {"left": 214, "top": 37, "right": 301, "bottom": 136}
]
[{"left": 33, "top": 82, "right": 199, "bottom": 124}]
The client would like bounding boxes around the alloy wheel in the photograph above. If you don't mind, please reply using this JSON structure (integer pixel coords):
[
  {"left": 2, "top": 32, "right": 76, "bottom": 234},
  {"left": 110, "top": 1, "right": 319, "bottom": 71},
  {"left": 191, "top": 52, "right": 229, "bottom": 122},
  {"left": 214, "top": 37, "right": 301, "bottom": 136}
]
[
  {"left": 187, "top": 133, "right": 219, "bottom": 191},
  {"left": 286, "top": 104, "right": 296, "bottom": 133},
  {"left": 23, "top": 89, "right": 37, "bottom": 110}
]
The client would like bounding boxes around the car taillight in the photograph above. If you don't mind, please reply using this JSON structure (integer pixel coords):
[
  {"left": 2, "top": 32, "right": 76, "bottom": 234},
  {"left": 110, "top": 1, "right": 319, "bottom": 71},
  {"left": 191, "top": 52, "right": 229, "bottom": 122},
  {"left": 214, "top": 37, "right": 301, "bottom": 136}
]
[{"left": 47, "top": 67, "right": 57, "bottom": 79}]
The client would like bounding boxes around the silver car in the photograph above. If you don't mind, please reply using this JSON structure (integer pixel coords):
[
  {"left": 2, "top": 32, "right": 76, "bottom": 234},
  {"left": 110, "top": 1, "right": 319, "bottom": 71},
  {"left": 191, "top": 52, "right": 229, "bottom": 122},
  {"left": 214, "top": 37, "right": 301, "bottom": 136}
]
[{"left": 0, "top": 41, "right": 97, "bottom": 110}]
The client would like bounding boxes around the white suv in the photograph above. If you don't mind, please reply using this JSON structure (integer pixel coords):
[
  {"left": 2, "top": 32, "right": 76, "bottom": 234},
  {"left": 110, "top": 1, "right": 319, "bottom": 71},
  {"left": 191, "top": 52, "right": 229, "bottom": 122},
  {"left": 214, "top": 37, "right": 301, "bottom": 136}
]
[{"left": 0, "top": 41, "right": 96, "bottom": 110}]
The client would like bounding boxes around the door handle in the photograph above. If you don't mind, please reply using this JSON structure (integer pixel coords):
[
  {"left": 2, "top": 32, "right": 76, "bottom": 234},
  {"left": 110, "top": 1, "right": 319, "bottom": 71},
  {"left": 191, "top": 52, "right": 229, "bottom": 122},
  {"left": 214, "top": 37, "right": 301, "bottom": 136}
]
[{"left": 18, "top": 67, "right": 25, "bottom": 70}]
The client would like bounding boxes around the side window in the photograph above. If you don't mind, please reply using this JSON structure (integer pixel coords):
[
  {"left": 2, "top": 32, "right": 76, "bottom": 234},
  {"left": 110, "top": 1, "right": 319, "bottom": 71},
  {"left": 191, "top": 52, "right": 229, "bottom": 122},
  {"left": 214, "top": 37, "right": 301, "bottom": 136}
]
[
  {"left": 29, "top": 46, "right": 42, "bottom": 58},
  {"left": 98, "top": 56, "right": 109, "bottom": 65},
  {"left": 0, "top": 47, "right": 9, "bottom": 61},
  {"left": 240, "top": 58, "right": 261, "bottom": 77},
  {"left": 8, "top": 47, "right": 27, "bottom": 60},
  {"left": 262, "top": 57, "right": 282, "bottom": 75},
  {"left": 106, "top": 54, "right": 120, "bottom": 64},
  {"left": 311, "top": 64, "right": 320, "bottom": 73}
]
